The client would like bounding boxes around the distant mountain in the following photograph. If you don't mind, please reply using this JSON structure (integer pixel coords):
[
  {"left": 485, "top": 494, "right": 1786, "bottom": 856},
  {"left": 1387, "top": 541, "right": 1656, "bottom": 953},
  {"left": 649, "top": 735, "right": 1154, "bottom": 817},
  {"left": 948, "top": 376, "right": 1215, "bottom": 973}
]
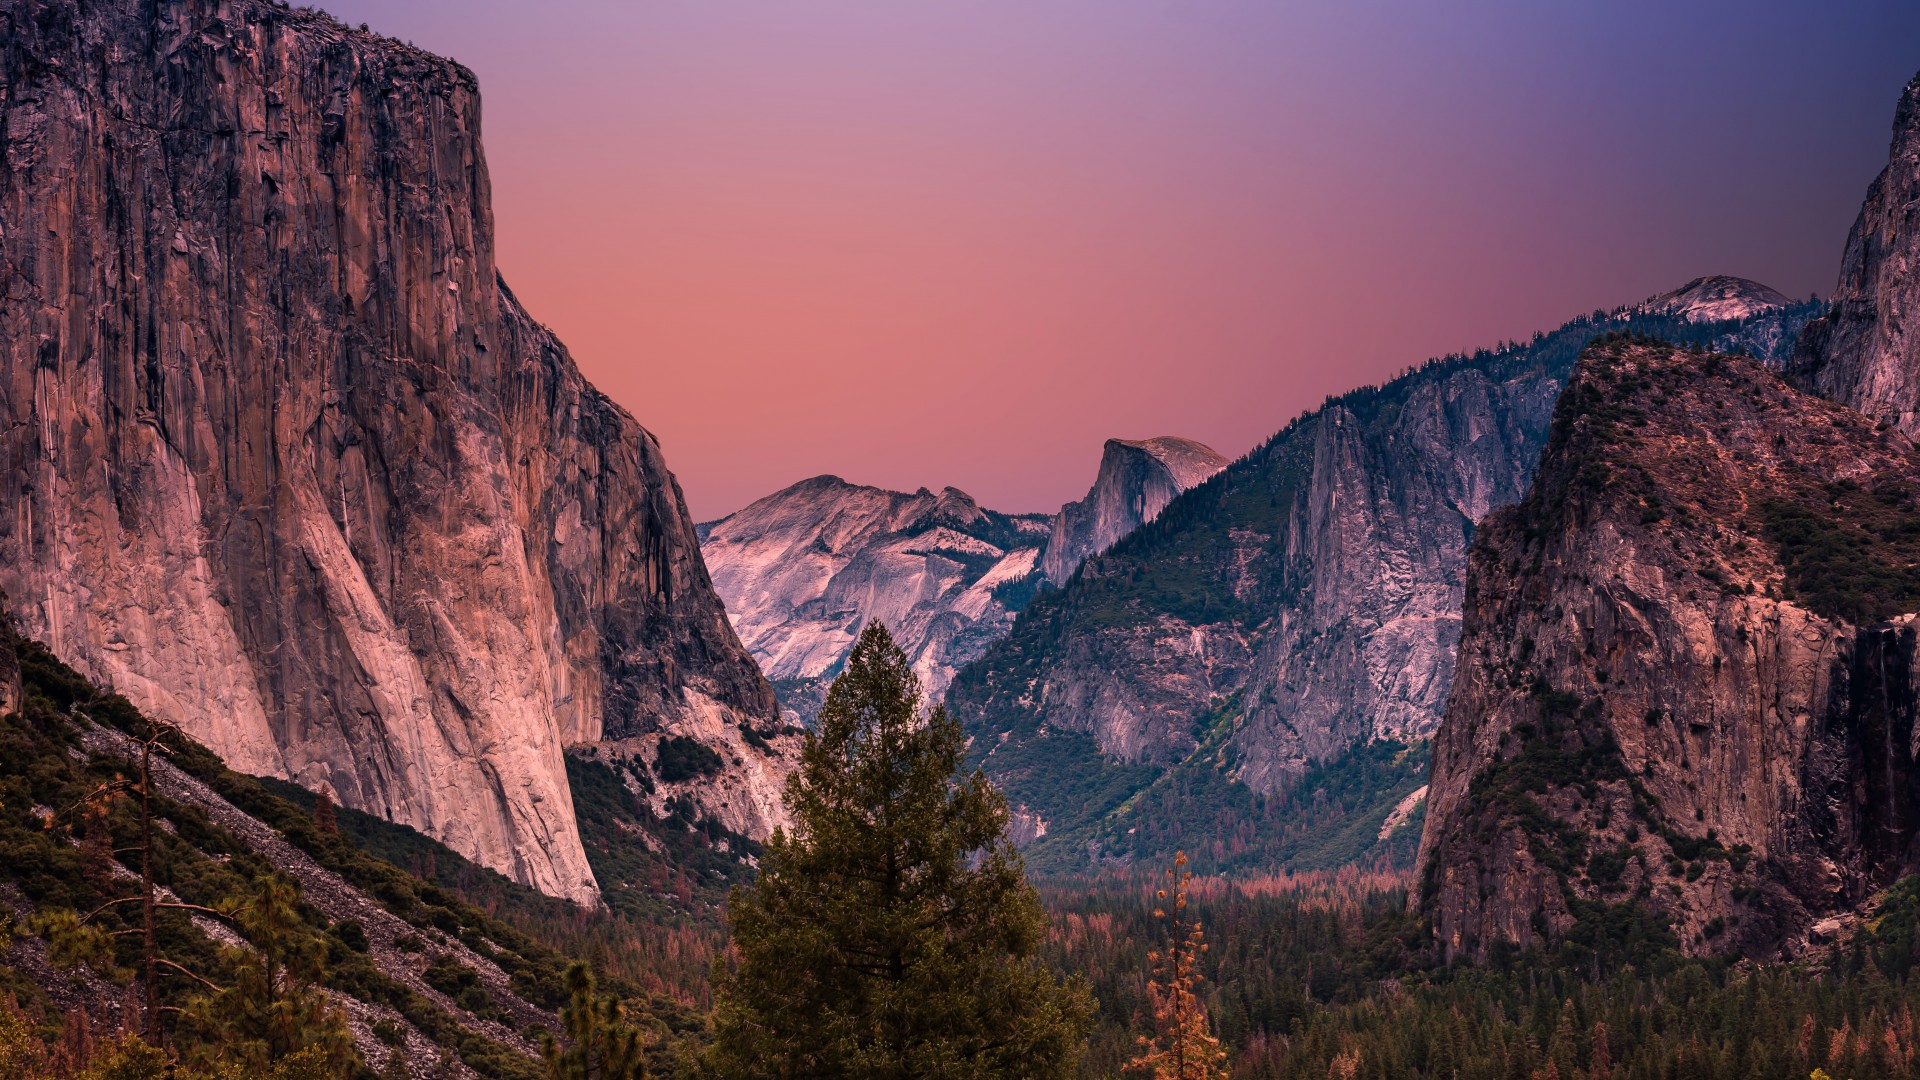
[
  {"left": 946, "top": 289, "right": 1823, "bottom": 874},
  {"left": 702, "top": 436, "right": 1224, "bottom": 723},
  {"left": 1039, "top": 437, "right": 1228, "bottom": 586},
  {"left": 1640, "top": 275, "right": 1793, "bottom": 323},
  {"left": 699, "top": 478, "right": 1052, "bottom": 721}
]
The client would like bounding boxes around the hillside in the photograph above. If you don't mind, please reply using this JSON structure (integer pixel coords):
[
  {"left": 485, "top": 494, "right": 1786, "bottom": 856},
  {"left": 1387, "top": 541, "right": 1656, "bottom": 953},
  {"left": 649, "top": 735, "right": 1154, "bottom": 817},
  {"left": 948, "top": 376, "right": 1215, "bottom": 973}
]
[
  {"left": 0, "top": 604, "right": 727, "bottom": 1078},
  {"left": 948, "top": 295, "right": 1823, "bottom": 873}
]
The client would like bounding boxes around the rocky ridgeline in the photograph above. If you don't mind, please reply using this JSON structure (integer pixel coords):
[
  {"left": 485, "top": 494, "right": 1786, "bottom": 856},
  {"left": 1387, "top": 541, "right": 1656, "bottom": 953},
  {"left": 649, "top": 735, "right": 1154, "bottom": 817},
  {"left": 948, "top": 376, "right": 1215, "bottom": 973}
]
[
  {"left": 0, "top": 0, "right": 794, "bottom": 903},
  {"left": 1418, "top": 65, "right": 1920, "bottom": 963},
  {"left": 700, "top": 436, "right": 1223, "bottom": 722},
  {"left": 947, "top": 286, "right": 1818, "bottom": 867},
  {"left": 1420, "top": 340, "right": 1920, "bottom": 959},
  {"left": 1794, "top": 71, "right": 1920, "bottom": 435}
]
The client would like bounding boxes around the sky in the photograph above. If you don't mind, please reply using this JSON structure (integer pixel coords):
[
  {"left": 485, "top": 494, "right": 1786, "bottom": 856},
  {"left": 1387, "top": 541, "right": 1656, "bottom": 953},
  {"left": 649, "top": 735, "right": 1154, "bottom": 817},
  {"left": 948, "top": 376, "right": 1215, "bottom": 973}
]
[{"left": 319, "top": 1, "right": 1920, "bottom": 521}]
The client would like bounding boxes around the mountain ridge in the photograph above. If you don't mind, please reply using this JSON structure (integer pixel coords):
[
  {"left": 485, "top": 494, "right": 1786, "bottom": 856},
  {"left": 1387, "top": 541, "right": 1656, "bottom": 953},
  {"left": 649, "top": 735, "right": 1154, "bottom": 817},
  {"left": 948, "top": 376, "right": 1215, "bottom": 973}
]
[{"left": 947, "top": 290, "right": 1823, "bottom": 873}]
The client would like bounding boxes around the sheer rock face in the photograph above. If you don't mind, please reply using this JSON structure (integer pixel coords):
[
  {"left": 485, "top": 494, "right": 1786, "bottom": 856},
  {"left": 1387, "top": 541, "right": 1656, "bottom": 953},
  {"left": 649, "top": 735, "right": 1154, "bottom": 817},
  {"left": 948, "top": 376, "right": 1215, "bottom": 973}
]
[
  {"left": 0, "top": 0, "right": 786, "bottom": 903},
  {"left": 700, "top": 476, "right": 1050, "bottom": 720},
  {"left": 947, "top": 300, "right": 1819, "bottom": 859},
  {"left": 0, "top": 607, "right": 18, "bottom": 720},
  {"left": 1420, "top": 344, "right": 1920, "bottom": 961},
  {"left": 1038, "top": 437, "right": 1227, "bottom": 587},
  {"left": 1228, "top": 369, "right": 1560, "bottom": 791},
  {"left": 1794, "top": 72, "right": 1920, "bottom": 436}
]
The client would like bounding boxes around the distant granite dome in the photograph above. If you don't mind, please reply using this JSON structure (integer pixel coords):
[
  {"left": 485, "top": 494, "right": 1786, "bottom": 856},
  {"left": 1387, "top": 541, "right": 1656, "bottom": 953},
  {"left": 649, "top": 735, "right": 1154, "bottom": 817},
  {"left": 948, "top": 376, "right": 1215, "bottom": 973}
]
[
  {"left": 1038, "top": 436, "right": 1229, "bottom": 587},
  {"left": 1639, "top": 276, "right": 1793, "bottom": 323},
  {"left": 700, "top": 477, "right": 1052, "bottom": 721}
]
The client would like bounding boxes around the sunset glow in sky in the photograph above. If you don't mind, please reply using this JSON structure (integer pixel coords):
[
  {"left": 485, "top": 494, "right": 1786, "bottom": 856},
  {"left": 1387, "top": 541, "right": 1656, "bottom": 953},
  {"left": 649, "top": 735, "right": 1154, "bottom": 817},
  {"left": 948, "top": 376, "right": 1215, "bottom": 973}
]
[{"left": 320, "top": 0, "right": 1920, "bottom": 520}]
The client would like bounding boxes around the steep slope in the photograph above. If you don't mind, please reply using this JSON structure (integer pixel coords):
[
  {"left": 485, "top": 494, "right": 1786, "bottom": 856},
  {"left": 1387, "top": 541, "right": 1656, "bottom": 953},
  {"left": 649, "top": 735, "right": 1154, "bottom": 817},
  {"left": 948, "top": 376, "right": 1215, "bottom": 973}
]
[
  {"left": 1794, "top": 71, "right": 1920, "bottom": 436},
  {"left": 700, "top": 477, "right": 1050, "bottom": 720},
  {"left": 948, "top": 296, "right": 1822, "bottom": 872},
  {"left": 0, "top": 606, "right": 713, "bottom": 1079},
  {"left": 1419, "top": 339, "right": 1920, "bottom": 961},
  {"left": 0, "top": 0, "right": 790, "bottom": 904},
  {"left": 1038, "top": 437, "right": 1228, "bottom": 586}
]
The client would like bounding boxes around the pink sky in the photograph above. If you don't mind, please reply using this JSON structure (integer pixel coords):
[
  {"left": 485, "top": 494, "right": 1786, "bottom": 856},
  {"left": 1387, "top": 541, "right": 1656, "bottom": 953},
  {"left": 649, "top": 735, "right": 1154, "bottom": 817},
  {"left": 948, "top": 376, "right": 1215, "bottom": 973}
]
[{"left": 319, "top": 1, "right": 1920, "bottom": 519}]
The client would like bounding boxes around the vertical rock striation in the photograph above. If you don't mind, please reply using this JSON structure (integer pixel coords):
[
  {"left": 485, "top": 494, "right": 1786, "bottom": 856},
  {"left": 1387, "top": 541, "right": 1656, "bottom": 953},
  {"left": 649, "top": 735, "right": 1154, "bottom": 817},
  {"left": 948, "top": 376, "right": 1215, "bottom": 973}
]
[
  {"left": 1419, "top": 342, "right": 1920, "bottom": 960},
  {"left": 0, "top": 0, "right": 785, "bottom": 903},
  {"left": 1038, "top": 437, "right": 1227, "bottom": 587},
  {"left": 1793, "top": 71, "right": 1920, "bottom": 434},
  {"left": 948, "top": 297, "right": 1820, "bottom": 867}
]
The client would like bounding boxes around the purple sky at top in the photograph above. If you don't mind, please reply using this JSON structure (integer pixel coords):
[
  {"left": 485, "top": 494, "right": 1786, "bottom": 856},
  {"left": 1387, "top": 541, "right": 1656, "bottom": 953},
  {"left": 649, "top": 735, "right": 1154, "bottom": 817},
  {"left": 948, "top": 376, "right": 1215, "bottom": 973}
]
[{"left": 319, "top": 0, "right": 1920, "bottom": 520}]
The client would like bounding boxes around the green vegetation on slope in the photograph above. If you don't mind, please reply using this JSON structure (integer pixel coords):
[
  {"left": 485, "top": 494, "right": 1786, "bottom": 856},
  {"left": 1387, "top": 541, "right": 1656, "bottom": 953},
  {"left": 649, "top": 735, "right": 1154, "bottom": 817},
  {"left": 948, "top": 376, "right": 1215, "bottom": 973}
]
[
  {"left": 1762, "top": 477, "right": 1920, "bottom": 625},
  {"left": 0, "top": 626, "right": 716, "bottom": 1077},
  {"left": 954, "top": 302, "right": 1825, "bottom": 878}
]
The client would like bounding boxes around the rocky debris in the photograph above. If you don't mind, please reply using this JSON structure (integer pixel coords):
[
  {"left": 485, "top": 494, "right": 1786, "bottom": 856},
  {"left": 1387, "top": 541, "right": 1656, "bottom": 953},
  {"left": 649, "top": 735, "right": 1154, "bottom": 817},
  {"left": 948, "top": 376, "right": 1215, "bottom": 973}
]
[
  {"left": 1640, "top": 276, "right": 1793, "bottom": 323},
  {"left": 1794, "top": 71, "right": 1920, "bottom": 436},
  {"left": 0, "top": 0, "right": 787, "bottom": 903},
  {"left": 1378, "top": 785, "right": 1428, "bottom": 842},
  {"left": 1418, "top": 341, "right": 1920, "bottom": 961},
  {"left": 1039, "top": 437, "right": 1228, "bottom": 587},
  {"left": 79, "top": 716, "right": 553, "bottom": 1057},
  {"left": 0, "top": 884, "right": 142, "bottom": 1038},
  {"left": 700, "top": 476, "right": 1051, "bottom": 718}
]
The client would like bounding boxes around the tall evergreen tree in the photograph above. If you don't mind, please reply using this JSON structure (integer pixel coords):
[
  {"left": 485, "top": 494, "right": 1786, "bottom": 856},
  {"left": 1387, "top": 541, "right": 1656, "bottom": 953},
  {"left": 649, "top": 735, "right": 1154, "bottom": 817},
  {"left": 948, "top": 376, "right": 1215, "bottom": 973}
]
[
  {"left": 541, "top": 962, "right": 648, "bottom": 1080},
  {"left": 710, "top": 622, "right": 1092, "bottom": 1078}
]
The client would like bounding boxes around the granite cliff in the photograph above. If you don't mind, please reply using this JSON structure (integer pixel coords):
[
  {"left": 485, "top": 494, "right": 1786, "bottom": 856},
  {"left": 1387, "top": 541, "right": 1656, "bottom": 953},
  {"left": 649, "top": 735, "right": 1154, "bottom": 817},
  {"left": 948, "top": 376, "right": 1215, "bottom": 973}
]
[
  {"left": 1794, "top": 71, "right": 1920, "bottom": 437},
  {"left": 0, "top": 0, "right": 792, "bottom": 904},
  {"left": 1418, "top": 340, "right": 1920, "bottom": 960},
  {"left": 699, "top": 477, "right": 1051, "bottom": 721},
  {"left": 1038, "top": 437, "right": 1227, "bottom": 587},
  {"left": 946, "top": 292, "right": 1820, "bottom": 870}
]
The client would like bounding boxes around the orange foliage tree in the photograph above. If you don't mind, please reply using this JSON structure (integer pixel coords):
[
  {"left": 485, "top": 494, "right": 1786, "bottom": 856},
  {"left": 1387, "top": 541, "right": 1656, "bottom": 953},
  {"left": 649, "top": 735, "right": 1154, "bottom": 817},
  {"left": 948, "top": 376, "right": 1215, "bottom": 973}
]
[{"left": 1129, "top": 852, "right": 1228, "bottom": 1080}]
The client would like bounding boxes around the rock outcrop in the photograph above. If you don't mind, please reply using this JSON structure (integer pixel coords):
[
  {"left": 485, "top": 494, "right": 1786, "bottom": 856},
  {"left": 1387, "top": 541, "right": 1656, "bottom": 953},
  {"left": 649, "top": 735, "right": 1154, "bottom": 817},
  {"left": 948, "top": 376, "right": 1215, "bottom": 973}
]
[
  {"left": 1793, "top": 72, "right": 1920, "bottom": 437},
  {"left": 700, "top": 477, "right": 1050, "bottom": 720},
  {"left": 1419, "top": 341, "right": 1920, "bottom": 960},
  {"left": 1038, "top": 437, "right": 1227, "bottom": 587},
  {"left": 0, "top": 0, "right": 789, "bottom": 903},
  {"left": 947, "top": 296, "right": 1820, "bottom": 868}
]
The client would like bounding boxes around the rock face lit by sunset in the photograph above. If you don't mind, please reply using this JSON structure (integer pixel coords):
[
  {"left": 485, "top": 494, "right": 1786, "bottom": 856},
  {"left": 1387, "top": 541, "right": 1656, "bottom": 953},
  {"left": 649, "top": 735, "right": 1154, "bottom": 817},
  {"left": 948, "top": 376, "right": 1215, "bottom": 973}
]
[{"left": 12, "top": 1, "right": 1920, "bottom": 1076}]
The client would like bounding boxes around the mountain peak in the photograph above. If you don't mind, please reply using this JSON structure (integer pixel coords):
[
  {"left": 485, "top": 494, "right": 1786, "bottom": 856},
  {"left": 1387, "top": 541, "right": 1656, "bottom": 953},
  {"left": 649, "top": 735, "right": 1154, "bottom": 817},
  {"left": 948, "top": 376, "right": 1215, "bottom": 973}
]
[
  {"left": 1639, "top": 276, "right": 1792, "bottom": 323},
  {"left": 1038, "top": 435, "right": 1227, "bottom": 585}
]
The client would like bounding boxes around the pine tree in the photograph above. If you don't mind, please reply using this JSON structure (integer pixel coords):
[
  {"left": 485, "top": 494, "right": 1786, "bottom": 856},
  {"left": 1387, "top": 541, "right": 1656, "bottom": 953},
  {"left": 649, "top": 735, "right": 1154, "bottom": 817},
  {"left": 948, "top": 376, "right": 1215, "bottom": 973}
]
[
  {"left": 540, "top": 962, "right": 648, "bottom": 1080},
  {"left": 709, "top": 622, "right": 1092, "bottom": 1078},
  {"left": 1129, "top": 853, "right": 1227, "bottom": 1080},
  {"left": 182, "top": 875, "right": 353, "bottom": 1075}
]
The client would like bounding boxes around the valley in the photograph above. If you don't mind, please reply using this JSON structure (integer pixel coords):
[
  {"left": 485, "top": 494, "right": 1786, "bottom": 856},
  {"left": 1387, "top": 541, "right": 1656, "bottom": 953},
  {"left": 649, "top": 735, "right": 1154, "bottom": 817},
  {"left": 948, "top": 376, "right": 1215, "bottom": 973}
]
[{"left": 3, "top": 0, "right": 1920, "bottom": 1076}]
